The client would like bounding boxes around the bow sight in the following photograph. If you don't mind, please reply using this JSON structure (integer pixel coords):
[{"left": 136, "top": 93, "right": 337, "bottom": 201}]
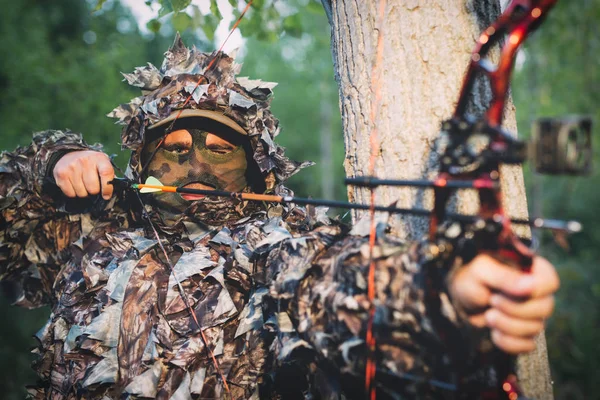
[
  {"left": 437, "top": 116, "right": 592, "bottom": 176},
  {"left": 349, "top": 115, "right": 592, "bottom": 181},
  {"left": 345, "top": 121, "right": 591, "bottom": 238},
  {"left": 346, "top": 115, "right": 592, "bottom": 235},
  {"left": 532, "top": 116, "right": 592, "bottom": 175}
]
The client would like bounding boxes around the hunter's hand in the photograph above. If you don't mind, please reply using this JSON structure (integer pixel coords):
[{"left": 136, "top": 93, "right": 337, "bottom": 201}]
[
  {"left": 53, "top": 151, "right": 115, "bottom": 200},
  {"left": 449, "top": 254, "right": 559, "bottom": 354}
]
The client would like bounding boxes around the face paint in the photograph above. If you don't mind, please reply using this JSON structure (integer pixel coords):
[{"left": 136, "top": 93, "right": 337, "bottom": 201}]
[{"left": 142, "top": 123, "right": 249, "bottom": 213}]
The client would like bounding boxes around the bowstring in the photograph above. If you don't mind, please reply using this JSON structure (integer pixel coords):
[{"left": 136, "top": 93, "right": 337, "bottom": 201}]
[
  {"left": 365, "top": 0, "right": 387, "bottom": 399},
  {"left": 134, "top": 191, "right": 231, "bottom": 395},
  {"left": 139, "top": 0, "right": 254, "bottom": 176},
  {"left": 133, "top": 2, "right": 255, "bottom": 397}
]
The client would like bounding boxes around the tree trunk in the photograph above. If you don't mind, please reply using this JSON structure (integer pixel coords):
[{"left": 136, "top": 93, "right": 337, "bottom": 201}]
[{"left": 324, "top": 0, "right": 553, "bottom": 398}]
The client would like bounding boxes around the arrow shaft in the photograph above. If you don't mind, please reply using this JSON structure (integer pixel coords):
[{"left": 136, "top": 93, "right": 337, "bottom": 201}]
[
  {"left": 346, "top": 177, "right": 499, "bottom": 190},
  {"left": 133, "top": 183, "right": 578, "bottom": 232}
]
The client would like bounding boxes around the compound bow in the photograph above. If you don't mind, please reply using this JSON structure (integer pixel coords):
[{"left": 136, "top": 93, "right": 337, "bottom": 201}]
[{"left": 345, "top": 1, "right": 591, "bottom": 399}]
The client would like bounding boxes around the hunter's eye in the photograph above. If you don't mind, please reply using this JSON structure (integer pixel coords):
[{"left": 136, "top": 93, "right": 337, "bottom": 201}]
[
  {"left": 205, "top": 132, "right": 237, "bottom": 154},
  {"left": 163, "top": 144, "right": 190, "bottom": 154},
  {"left": 162, "top": 129, "right": 192, "bottom": 155}
]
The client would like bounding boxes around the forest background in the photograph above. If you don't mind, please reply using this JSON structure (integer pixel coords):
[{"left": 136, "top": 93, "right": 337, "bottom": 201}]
[{"left": 0, "top": 0, "right": 597, "bottom": 398}]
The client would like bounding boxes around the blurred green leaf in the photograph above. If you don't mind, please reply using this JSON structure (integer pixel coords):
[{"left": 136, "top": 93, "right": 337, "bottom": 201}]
[
  {"left": 158, "top": 1, "right": 174, "bottom": 17},
  {"left": 199, "top": 14, "right": 219, "bottom": 41},
  {"left": 172, "top": 12, "right": 192, "bottom": 32},
  {"left": 307, "top": 1, "right": 324, "bottom": 14},
  {"left": 93, "top": 0, "right": 107, "bottom": 11},
  {"left": 210, "top": 0, "right": 222, "bottom": 20},
  {"left": 228, "top": 0, "right": 237, "bottom": 7},
  {"left": 266, "top": 5, "right": 280, "bottom": 22},
  {"left": 283, "top": 14, "right": 302, "bottom": 38},
  {"left": 236, "top": 9, "right": 260, "bottom": 36},
  {"left": 170, "top": 0, "right": 191, "bottom": 13},
  {"left": 256, "top": 30, "right": 279, "bottom": 43},
  {"left": 251, "top": 0, "right": 265, "bottom": 10},
  {"left": 147, "top": 18, "right": 162, "bottom": 33}
]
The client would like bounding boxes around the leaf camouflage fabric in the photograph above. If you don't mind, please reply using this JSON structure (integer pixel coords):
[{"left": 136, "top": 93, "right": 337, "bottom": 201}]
[{"left": 0, "top": 36, "right": 487, "bottom": 400}]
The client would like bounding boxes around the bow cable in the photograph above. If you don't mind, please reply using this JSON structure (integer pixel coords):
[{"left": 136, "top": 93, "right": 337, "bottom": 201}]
[
  {"left": 365, "top": 0, "right": 387, "bottom": 398},
  {"left": 139, "top": 0, "right": 254, "bottom": 177},
  {"left": 133, "top": 2, "right": 254, "bottom": 396}
]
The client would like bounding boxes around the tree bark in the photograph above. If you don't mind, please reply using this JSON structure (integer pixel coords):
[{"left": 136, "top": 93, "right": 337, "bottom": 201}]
[{"left": 325, "top": 0, "right": 553, "bottom": 398}]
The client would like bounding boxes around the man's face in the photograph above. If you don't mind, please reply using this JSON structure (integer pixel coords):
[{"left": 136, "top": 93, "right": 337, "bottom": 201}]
[{"left": 142, "top": 119, "right": 249, "bottom": 213}]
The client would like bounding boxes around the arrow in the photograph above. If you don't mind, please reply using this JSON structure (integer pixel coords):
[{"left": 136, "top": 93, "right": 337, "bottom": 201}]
[{"left": 109, "top": 177, "right": 582, "bottom": 234}]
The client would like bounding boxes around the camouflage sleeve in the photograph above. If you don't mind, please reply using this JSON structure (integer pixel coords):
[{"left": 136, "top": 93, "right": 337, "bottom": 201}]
[
  {"left": 267, "top": 221, "right": 473, "bottom": 398},
  {"left": 0, "top": 130, "right": 99, "bottom": 308}
]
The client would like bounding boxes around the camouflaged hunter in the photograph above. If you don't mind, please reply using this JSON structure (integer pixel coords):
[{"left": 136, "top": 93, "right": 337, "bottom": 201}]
[{"left": 0, "top": 35, "right": 551, "bottom": 399}]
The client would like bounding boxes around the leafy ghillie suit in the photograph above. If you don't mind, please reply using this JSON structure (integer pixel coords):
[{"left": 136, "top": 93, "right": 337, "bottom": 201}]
[{"left": 0, "top": 36, "right": 474, "bottom": 399}]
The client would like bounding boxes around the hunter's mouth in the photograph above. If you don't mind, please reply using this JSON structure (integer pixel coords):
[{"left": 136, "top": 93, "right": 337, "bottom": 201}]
[{"left": 180, "top": 182, "right": 216, "bottom": 201}]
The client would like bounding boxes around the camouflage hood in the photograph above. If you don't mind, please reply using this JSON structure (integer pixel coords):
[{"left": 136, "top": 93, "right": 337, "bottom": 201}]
[{"left": 108, "top": 34, "right": 312, "bottom": 192}]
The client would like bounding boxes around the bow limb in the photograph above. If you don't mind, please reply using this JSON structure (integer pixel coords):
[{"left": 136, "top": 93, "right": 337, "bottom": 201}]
[
  {"left": 128, "top": 4, "right": 255, "bottom": 397},
  {"left": 364, "top": 1, "right": 388, "bottom": 398},
  {"left": 455, "top": 0, "right": 558, "bottom": 127}
]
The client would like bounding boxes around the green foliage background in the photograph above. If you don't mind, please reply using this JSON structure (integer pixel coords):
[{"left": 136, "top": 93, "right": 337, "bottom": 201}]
[{"left": 0, "top": 0, "right": 597, "bottom": 398}]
